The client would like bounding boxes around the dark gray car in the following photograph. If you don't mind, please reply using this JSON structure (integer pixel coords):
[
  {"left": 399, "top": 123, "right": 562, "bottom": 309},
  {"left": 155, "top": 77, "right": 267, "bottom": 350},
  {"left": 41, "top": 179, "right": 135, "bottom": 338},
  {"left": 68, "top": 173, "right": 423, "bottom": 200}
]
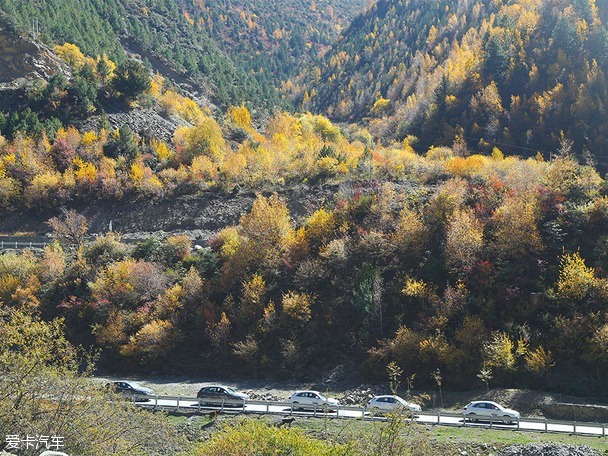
[
  {"left": 196, "top": 385, "right": 249, "bottom": 406},
  {"left": 107, "top": 381, "right": 155, "bottom": 401}
]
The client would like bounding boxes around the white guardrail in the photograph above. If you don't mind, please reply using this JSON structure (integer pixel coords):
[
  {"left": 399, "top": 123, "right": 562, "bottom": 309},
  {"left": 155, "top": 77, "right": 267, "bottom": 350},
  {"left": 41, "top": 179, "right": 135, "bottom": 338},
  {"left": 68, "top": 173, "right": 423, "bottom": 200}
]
[
  {"left": 0, "top": 241, "right": 50, "bottom": 249},
  {"left": 131, "top": 395, "right": 608, "bottom": 437}
]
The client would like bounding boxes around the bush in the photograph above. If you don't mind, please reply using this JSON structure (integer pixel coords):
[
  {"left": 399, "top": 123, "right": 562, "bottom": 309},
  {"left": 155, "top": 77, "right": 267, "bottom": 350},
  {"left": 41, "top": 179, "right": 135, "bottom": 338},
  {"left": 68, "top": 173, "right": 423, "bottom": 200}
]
[
  {"left": 0, "top": 309, "right": 187, "bottom": 456},
  {"left": 194, "top": 418, "right": 351, "bottom": 456},
  {"left": 85, "top": 232, "right": 131, "bottom": 266}
]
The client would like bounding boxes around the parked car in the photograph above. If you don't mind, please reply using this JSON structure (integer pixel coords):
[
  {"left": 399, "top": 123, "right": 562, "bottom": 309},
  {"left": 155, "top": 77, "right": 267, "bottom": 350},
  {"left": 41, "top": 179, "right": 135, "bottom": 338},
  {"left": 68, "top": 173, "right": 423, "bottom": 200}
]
[
  {"left": 288, "top": 390, "right": 339, "bottom": 411},
  {"left": 366, "top": 395, "right": 421, "bottom": 415},
  {"left": 106, "top": 381, "right": 155, "bottom": 401},
  {"left": 196, "top": 385, "right": 249, "bottom": 405},
  {"left": 463, "top": 401, "right": 520, "bottom": 424}
]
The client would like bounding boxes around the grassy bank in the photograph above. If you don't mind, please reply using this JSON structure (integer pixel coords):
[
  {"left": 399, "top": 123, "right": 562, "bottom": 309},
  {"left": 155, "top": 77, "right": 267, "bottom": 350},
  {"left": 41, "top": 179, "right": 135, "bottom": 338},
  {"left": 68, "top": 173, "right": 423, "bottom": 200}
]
[{"left": 169, "top": 413, "right": 608, "bottom": 454}]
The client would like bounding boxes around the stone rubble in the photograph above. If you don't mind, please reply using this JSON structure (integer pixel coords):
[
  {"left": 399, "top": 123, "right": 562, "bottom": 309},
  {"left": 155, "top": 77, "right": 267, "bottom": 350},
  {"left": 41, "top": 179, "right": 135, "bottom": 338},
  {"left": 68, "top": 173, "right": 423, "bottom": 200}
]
[
  {"left": 338, "top": 385, "right": 384, "bottom": 406},
  {"left": 499, "top": 443, "right": 598, "bottom": 456},
  {"left": 242, "top": 390, "right": 283, "bottom": 402}
]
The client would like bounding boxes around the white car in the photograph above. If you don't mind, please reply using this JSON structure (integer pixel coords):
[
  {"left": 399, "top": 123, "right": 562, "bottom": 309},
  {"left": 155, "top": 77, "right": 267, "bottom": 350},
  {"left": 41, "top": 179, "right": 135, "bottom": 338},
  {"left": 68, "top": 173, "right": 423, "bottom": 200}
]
[
  {"left": 463, "top": 400, "right": 520, "bottom": 424},
  {"left": 288, "top": 390, "right": 339, "bottom": 411},
  {"left": 366, "top": 395, "right": 421, "bottom": 415}
]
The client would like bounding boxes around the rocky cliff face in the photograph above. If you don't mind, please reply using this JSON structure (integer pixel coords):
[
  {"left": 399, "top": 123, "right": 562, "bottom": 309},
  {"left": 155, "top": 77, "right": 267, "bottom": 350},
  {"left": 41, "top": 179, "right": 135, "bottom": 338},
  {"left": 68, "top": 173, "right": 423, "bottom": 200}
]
[
  {"left": 0, "top": 26, "right": 71, "bottom": 113},
  {"left": 77, "top": 103, "right": 191, "bottom": 143},
  {"left": 0, "top": 27, "right": 71, "bottom": 88}
]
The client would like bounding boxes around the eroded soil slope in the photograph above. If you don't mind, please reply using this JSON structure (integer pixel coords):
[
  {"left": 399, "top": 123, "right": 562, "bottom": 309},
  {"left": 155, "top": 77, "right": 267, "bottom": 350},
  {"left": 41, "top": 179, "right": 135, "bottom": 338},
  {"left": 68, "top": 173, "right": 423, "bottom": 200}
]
[{"left": 2, "top": 182, "right": 358, "bottom": 241}]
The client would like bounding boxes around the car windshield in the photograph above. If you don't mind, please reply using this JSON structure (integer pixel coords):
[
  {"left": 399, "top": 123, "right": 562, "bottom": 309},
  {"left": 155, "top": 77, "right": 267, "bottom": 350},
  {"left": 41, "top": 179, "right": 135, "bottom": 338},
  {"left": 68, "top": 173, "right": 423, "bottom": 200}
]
[
  {"left": 127, "top": 382, "right": 142, "bottom": 388},
  {"left": 318, "top": 393, "right": 327, "bottom": 401},
  {"left": 226, "top": 387, "right": 236, "bottom": 393}
]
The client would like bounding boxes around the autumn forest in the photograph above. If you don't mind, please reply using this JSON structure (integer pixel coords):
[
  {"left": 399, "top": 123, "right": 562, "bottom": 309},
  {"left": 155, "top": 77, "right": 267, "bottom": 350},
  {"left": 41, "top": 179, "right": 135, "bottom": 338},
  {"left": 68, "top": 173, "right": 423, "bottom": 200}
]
[{"left": 0, "top": 0, "right": 608, "bottom": 399}]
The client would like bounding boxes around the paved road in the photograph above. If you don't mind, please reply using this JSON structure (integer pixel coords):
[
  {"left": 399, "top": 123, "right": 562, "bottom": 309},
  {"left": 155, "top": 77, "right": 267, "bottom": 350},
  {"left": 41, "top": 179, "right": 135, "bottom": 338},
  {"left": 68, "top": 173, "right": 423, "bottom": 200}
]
[{"left": 135, "top": 396, "right": 608, "bottom": 437}]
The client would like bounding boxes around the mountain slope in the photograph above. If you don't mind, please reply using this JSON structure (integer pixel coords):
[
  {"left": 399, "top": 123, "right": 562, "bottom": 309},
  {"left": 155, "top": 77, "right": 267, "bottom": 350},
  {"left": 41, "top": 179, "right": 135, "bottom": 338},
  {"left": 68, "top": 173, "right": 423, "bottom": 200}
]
[
  {"left": 175, "top": 0, "right": 366, "bottom": 93},
  {"left": 0, "top": 0, "right": 273, "bottom": 109},
  {"left": 292, "top": 0, "right": 608, "bottom": 164}
]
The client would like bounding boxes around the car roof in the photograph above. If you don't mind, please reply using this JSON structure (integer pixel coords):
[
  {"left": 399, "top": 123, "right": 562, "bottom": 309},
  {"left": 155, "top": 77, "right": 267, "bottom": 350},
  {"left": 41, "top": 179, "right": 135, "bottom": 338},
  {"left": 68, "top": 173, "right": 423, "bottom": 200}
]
[
  {"left": 293, "top": 390, "right": 321, "bottom": 394},
  {"left": 469, "top": 400, "right": 502, "bottom": 406},
  {"left": 372, "top": 395, "right": 401, "bottom": 399}
]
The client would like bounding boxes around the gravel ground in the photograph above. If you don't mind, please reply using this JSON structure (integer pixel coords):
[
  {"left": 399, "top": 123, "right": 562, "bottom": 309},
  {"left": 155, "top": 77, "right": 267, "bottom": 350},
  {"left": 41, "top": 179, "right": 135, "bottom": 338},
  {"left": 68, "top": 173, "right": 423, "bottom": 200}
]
[
  {"left": 92, "top": 374, "right": 334, "bottom": 401},
  {"left": 499, "top": 443, "right": 600, "bottom": 456}
]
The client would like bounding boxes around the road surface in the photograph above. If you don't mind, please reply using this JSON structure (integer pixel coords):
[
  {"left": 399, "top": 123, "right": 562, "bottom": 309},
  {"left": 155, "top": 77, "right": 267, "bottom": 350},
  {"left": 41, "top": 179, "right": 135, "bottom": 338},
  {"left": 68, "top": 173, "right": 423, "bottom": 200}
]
[{"left": 134, "top": 396, "right": 608, "bottom": 437}]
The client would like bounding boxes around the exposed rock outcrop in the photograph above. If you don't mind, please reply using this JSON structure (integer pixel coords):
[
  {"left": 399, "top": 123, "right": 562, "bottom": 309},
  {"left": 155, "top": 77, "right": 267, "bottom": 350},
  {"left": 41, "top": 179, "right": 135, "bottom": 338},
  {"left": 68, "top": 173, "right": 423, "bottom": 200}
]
[
  {"left": 0, "top": 28, "right": 71, "bottom": 85},
  {"left": 78, "top": 103, "right": 191, "bottom": 143},
  {"left": 0, "top": 27, "right": 71, "bottom": 110}
]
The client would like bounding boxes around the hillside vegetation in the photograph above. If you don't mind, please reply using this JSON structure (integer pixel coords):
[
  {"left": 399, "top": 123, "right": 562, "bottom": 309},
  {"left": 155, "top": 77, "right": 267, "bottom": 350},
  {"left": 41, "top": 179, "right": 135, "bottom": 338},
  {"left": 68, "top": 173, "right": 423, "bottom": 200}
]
[
  {"left": 289, "top": 0, "right": 608, "bottom": 168},
  {"left": 176, "top": 0, "right": 366, "bottom": 93},
  {"left": 2, "top": 0, "right": 608, "bottom": 399},
  {"left": 2, "top": 84, "right": 608, "bottom": 396},
  {"left": 0, "top": 0, "right": 273, "bottom": 108},
  {"left": 0, "top": 0, "right": 367, "bottom": 110}
]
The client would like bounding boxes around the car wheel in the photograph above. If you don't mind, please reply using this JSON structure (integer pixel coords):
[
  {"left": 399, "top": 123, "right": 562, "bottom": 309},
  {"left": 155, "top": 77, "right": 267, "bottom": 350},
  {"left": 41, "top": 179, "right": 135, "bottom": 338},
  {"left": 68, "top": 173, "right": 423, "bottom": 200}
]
[
  {"left": 467, "top": 413, "right": 478, "bottom": 422},
  {"left": 502, "top": 416, "right": 512, "bottom": 424},
  {"left": 292, "top": 401, "right": 301, "bottom": 411}
]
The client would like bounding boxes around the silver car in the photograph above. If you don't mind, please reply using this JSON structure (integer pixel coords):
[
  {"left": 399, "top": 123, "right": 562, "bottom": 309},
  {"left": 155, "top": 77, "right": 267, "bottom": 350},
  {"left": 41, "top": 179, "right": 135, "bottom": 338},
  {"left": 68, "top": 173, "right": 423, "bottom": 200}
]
[
  {"left": 288, "top": 390, "right": 339, "bottom": 411},
  {"left": 463, "top": 400, "right": 520, "bottom": 424},
  {"left": 367, "top": 395, "right": 421, "bottom": 415}
]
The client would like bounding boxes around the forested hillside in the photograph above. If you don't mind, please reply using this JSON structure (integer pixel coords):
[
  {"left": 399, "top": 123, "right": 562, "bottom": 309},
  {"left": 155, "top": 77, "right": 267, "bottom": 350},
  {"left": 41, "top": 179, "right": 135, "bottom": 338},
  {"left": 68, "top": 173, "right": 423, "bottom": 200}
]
[
  {"left": 2, "top": 84, "right": 608, "bottom": 396},
  {"left": 3, "top": 0, "right": 608, "bottom": 398},
  {"left": 175, "top": 0, "right": 365, "bottom": 93},
  {"left": 289, "top": 0, "right": 608, "bottom": 167},
  {"left": 0, "top": 61, "right": 608, "bottom": 395},
  {"left": 0, "top": 0, "right": 367, "bottom": 111},
  {"left": 0, "top": 0, "right": 273, "bottom": 108}
]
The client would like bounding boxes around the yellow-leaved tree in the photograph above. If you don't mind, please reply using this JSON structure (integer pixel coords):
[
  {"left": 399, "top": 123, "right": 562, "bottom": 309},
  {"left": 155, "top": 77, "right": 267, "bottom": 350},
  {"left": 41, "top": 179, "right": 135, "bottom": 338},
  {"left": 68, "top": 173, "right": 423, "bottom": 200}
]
[
  {"left": 282, "top": 291, "right": 312, "bottom": 324},
  {"left": 555, "top": 251, "right": 606, "bottom": 310},
  {"left": 120, "top": 320, "right": 179, "bottom": 366},
  {"left": 227, "top": 103, "right": 252, "bottom": 130},
  {"left": 173, "top": 116, "right": 226, "bottom": 164},
  {"left": 483, "top": 331, "right": 515, "bottom": 373},
  {"left": 445, "top": 208, "right": 483, "bottom": 277},
  {"left": 55, "top": 43, "right": 96, "bottom": 68},
  {"left": 239, "top": 193, "right": 294, "bottom": 250},
  {"left": 215, "top": 193, "right": 294, "bottom": 289},
  {"left": 492, "top": 194, "right": 543, "bottom": 260},
  {"left": 0, "top": 309, "right": 184, "bottom": 455},
  {"left": 240, "top": 273, "right": 266, "bottom": 320}
]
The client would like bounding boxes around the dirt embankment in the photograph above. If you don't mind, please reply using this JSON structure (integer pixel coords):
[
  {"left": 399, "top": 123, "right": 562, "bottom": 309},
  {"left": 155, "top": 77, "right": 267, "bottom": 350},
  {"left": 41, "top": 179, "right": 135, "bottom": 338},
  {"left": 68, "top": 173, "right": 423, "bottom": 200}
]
[{"left": 0, "top": 182, "right": 352, "bottom": 241}]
